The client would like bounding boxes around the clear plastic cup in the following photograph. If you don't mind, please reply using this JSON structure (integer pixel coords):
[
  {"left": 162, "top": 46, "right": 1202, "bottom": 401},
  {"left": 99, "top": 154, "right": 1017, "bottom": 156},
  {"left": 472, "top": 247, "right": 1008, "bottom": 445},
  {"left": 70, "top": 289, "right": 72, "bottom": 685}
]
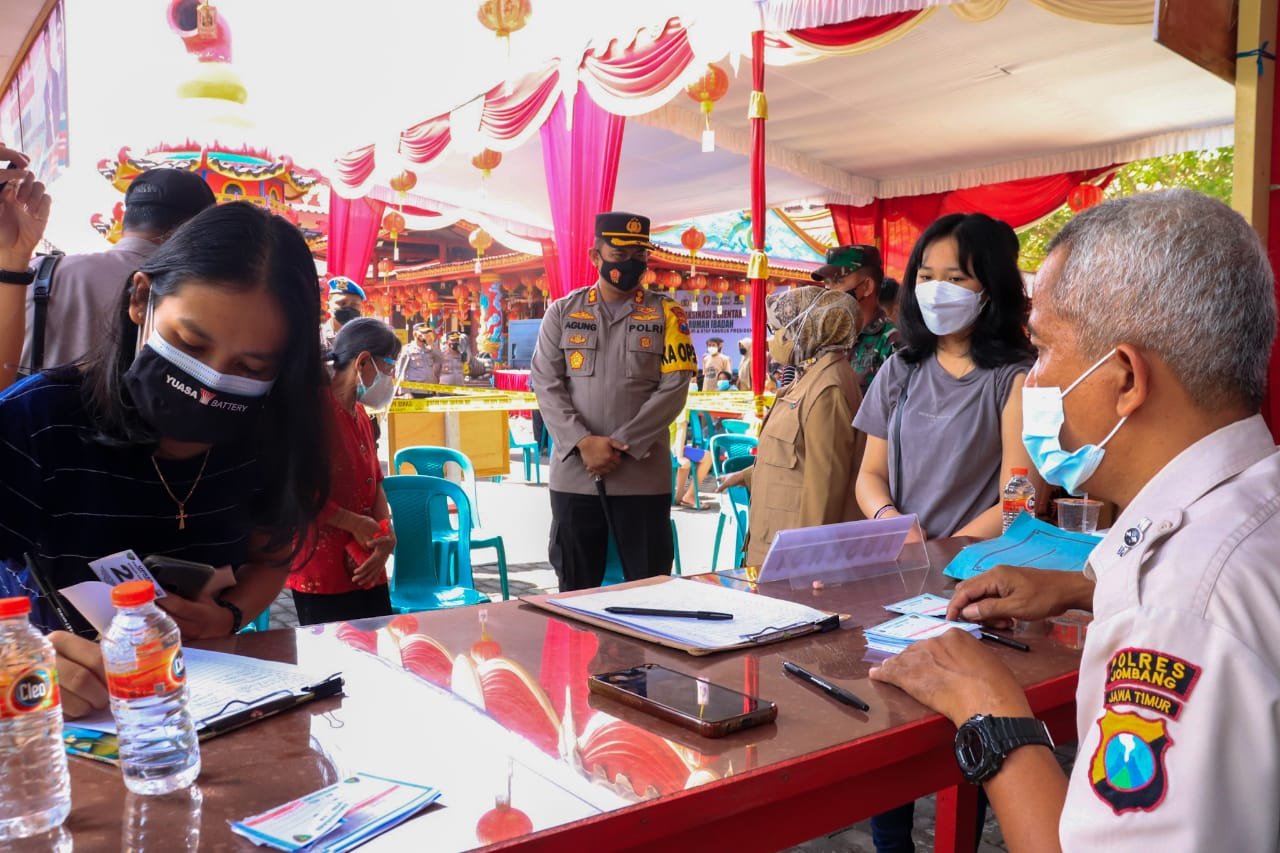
[{"left": 1056, "top": 498, "right": 1102, "bottom": 533}]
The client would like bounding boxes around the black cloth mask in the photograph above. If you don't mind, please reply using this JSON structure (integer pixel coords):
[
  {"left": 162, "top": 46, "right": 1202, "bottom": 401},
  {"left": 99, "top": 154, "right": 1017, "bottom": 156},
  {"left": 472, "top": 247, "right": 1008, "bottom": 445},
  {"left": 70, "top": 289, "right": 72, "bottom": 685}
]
[
  {"left": 600, "top": 258, "right": 647, "bottom": 291},
  {"left": 124, "top": 332, "right": 273, "bottom": 444}
]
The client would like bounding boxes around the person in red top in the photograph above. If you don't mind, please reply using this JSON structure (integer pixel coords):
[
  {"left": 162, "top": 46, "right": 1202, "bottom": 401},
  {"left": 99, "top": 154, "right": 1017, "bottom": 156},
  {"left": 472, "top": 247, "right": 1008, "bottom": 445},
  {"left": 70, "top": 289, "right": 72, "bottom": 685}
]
[{"left": 289, "top": 319, "right": 399, "bottom": 625}]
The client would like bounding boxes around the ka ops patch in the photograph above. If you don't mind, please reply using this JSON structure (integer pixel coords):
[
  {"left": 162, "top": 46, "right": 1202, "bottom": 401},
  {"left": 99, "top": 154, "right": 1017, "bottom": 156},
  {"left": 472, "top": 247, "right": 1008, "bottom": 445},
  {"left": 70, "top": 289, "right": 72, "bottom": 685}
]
[{"left": 660, "top": 302, "right": 696, "bottom": 374}]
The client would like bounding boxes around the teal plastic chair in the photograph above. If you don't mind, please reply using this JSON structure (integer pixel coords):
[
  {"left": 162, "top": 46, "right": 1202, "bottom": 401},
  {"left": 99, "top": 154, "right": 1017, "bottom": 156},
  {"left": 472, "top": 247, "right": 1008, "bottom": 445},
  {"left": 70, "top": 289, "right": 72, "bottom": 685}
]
[
  {"left": 708, "top": 434, "right": 758, "bottom": 477},
  {"left": 393, "top": 446, "right": 482, "bottom": 526},
  {"left": 383, "top": 475, "right": 490, "bottom": 611},
  {"left": 237, "top": 609, "right": 271, "bottom": 633},
  {"left": 712, "top": 484, "right": 751, "bottom": 571},
  {"left": 393, "top": 470, "right": 510, "bottom": 601},
  {"left": 721, "top": 418, "right": 752, "bottom": 435},
  {"left": 601, "top": 520, "right": 681, "bottom": 586},
  {"left": 509, "top": 428, "right": 541, "bottom": 484}
]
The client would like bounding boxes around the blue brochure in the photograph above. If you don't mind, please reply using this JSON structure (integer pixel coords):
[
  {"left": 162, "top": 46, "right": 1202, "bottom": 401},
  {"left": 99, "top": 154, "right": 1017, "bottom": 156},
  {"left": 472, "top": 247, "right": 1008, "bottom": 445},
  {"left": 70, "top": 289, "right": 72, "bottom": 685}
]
[{"left": 943, "top": 513, "right": 1102, "bottom": 581}]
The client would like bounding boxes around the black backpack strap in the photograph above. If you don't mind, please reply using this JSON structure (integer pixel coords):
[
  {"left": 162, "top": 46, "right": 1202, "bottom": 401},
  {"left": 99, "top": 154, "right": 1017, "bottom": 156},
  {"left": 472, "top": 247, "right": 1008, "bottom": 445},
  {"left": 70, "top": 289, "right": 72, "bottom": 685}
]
[{"left": 28, "top": 252, "right": 63, "bottom": 375}]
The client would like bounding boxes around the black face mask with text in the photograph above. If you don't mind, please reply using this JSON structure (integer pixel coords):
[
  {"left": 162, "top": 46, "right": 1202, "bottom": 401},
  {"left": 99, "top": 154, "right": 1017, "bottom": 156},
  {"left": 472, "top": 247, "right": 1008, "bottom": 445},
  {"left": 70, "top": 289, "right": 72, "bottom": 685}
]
[
  {"left": 599, "top": 257, "right": 647, "bottom": 291},
  {"left": 125, "top": 332, "right": 273, "bottom": 444}
]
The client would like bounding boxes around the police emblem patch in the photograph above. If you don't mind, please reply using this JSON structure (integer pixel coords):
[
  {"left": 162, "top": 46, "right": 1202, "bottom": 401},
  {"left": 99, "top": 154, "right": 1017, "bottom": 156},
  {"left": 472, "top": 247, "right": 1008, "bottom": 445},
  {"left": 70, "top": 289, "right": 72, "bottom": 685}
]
[
  {"left": 1089, "top": 708, "right": 1172, "bottom": 813},
  {"left": 569, "top": 351, "right": 586, "bottom": 370},
  {"left": 626, "top": 217, "right": 642, "bottom": 234},
  {"left": 640, "top": 336, "right": 652, "bottom": 348}
]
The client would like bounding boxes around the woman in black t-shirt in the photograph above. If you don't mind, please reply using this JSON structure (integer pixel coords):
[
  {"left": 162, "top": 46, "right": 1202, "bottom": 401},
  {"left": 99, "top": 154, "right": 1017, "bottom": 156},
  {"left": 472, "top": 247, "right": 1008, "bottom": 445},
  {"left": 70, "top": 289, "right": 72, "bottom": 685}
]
[{"left": 0, "top": 201, "right": 329, "bottom": 717}]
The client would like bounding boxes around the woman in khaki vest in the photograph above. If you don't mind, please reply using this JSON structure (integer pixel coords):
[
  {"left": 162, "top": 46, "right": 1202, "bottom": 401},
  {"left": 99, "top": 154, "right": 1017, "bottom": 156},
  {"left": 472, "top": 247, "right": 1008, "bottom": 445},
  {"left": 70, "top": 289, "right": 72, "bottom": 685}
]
[{"left": 719, "top": 286, "right": 866, "bottom": 566}]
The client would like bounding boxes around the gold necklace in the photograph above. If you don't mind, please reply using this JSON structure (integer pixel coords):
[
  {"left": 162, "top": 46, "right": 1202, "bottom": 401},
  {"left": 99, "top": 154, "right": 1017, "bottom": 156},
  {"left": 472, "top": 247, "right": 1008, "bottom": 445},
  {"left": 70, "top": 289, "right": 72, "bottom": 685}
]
[{"left": 151, "top": 450, "right": 211, "bottom": 530}]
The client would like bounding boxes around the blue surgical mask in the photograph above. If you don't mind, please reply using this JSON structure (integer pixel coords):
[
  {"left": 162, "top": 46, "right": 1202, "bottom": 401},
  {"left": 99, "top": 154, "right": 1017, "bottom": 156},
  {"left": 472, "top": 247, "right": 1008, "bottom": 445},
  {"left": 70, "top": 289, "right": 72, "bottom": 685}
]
[
  {"left": 716, "top": 379, "right": 732, "bottom": 391},
  {"left": 1021, "top": 348, "right": 1125, "bottom": 496}
]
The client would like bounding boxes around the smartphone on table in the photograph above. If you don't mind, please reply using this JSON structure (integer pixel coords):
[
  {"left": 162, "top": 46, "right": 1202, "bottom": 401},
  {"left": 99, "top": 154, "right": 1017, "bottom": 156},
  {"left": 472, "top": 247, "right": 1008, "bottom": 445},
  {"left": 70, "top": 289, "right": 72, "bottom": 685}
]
[{"left": 588, "top": 663, "right": 777, "bottom": 738}]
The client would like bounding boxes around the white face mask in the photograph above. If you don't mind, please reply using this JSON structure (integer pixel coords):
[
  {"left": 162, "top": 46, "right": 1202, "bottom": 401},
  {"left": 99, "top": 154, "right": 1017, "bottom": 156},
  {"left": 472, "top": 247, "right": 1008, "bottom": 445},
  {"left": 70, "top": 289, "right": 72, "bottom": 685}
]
[
  {"left": 914, "top": 280, "right": 985, "bottom": 336},
  {"left": 356, "top": 358, "right": 397, "bottom": 412}
]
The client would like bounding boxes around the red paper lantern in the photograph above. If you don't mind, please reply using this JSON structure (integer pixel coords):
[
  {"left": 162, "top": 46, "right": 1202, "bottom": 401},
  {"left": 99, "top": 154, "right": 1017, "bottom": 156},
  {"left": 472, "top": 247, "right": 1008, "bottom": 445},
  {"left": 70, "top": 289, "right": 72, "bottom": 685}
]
[
  {"left": 684, "top": 64, "right": 730, "bottom": 109},
  {"left": 684, "top": 64, "right": 730, "bottom": 152},
  {"left": 640, "top": 269, "right": 657, "bottom": 287},
  {"left": 733, "top": 280, "right": 751, "bottom": 298},
  {"left": 471, "top": 149, "right": 503, "bottom": 178},
  {"left": 660, "top": 270, "right": 682, "bottom": 291},
  {"left": 453, "top": 284, "right": 470, "bottom": 302},
  {"left": 476, "top": 0, "right": 531, "bottom": 38},
  {"left": 1067, "top": 183, "right": 1103, "bottom": 212},
  {"left": 389, "top": 169, "right": 418, "bottom": 195},
  {"left": 377, "top": 258, "right": 394, "bottom": 278},
  {"left": 681, "top": 226, "right": 706, "bottom": 255},
  {"left": 688, "top": 273, "right": 708, "bottom": 292},
  {"left": 707, "top": 276, "right": 731, "bottom": 295},
  {"left": 382, "top": 210, "right": 406, "bottom": 236},
  {"left": 681, "top": 226, "right": 706, "bottom": 274}
]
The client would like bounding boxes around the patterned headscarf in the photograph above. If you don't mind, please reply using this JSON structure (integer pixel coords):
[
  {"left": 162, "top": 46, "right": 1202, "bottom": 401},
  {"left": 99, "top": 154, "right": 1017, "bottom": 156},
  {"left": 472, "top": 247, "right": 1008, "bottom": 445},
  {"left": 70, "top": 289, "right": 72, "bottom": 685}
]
[{"left": 766, "top": 285, "right": 859, "bottom": 366}]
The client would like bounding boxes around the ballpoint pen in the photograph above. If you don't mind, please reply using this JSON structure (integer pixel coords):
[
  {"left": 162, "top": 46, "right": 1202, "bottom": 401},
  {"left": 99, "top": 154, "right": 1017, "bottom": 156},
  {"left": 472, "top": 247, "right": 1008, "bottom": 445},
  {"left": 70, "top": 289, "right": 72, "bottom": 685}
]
[
  {"left": 605, "top": 606, "right": 734, "bottom": 621},
  {"left": 979, "top": 630, "right": 1031, "bottom": 652},
  {"left": 783, "top": 660, "right": 870, "bottom": 711}
]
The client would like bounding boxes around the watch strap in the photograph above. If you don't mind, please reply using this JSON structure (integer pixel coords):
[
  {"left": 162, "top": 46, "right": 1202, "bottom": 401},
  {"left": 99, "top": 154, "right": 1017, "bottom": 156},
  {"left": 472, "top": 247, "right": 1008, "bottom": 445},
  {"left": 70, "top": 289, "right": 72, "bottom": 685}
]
[
  {"left": 957, "top": 715, "right": 1053, "bottom": 783},
  {"left": 989, "top": 716, "right": 1054, "bottom": 754},
  {"left": 215, "top": 594, "right": 244, "bottom": 634}
]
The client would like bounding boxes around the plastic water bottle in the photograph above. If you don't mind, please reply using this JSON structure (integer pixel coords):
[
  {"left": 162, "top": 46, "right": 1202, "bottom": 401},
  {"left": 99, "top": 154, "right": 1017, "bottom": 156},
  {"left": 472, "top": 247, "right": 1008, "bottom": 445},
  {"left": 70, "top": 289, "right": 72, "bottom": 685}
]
[
  {"left": 103, "top": 580, "right": 201, "bottom": 795},
  {"left": 0, "top": 596, "right": 71, "bottom": 840},
  {"left": 1001, "top": 467, "right": 1037, "bottom": 532}
]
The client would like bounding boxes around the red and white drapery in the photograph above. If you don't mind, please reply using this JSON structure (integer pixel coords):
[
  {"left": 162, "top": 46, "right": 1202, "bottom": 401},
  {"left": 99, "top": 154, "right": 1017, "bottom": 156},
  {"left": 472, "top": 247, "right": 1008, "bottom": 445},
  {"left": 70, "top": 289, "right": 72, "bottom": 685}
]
[{"left": 828, "top": 167, "right": 1116, "bottom": 279}]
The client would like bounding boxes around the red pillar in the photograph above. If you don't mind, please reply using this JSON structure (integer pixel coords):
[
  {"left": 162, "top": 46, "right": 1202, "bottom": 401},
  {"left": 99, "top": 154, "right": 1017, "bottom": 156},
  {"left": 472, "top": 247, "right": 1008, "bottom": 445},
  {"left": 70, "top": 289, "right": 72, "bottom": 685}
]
[{"left": 748, "top": 30, "right": 768, "bottom": 400}]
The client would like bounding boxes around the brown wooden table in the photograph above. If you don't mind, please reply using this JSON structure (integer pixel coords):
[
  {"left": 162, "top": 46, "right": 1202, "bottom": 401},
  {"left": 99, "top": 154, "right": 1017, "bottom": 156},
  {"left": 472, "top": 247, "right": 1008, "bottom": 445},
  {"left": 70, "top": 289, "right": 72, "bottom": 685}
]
[{"left": 62, "top": 540, "right": 1081, "bottom": 851}]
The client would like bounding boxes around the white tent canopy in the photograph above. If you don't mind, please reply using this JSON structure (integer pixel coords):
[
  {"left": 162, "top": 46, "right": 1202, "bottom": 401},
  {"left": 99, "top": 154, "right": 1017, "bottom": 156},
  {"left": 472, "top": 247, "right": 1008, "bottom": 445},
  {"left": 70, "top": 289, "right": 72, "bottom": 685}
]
[{"left": 38, "top": 0, "right": 1232, "bottom": 248}]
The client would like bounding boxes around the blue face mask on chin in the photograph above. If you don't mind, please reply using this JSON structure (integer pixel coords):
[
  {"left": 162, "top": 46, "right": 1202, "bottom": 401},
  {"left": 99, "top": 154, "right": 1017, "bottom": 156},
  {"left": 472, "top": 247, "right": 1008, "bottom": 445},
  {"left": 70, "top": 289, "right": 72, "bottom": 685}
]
[{"left": 1021, "top": 348, "right": 1125, "bottom": 496}]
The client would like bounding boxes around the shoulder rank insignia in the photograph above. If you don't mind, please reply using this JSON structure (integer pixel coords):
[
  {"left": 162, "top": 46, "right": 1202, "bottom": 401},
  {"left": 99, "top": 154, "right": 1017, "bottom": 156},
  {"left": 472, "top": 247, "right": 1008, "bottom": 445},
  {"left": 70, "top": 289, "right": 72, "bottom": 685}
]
[
  {"left": 587, "top": 288, "right": 598, "bottom": 304},
  {"left": 568, "top": 334, "right": 587, "bottom": 345},
  {"left": 568, "top": 311, "right": 595, "bottom": 321},
  {"left": 633, "top": 288, "right": 645, "bottom": 304}
]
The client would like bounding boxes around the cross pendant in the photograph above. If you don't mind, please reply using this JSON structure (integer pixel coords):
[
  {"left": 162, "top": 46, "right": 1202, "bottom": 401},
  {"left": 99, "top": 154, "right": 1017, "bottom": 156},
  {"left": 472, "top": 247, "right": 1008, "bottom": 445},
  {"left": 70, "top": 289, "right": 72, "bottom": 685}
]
[{"left": 177, "top": 508, "right": 186, "bottom": 530}]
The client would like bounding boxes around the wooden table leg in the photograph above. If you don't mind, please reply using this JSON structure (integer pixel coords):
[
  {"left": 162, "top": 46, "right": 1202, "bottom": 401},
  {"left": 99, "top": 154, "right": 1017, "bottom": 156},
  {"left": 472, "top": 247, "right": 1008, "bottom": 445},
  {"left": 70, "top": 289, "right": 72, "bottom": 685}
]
[{"left": 934, "top": 783, "right": 980, "bottom": 853}]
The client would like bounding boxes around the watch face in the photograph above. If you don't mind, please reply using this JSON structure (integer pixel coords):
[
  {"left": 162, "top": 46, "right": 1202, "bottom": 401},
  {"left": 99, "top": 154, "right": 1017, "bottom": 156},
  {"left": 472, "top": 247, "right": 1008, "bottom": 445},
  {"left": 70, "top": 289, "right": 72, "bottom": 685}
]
[{"left": 956, "top": 723, "right": 986, "bottom": 772}]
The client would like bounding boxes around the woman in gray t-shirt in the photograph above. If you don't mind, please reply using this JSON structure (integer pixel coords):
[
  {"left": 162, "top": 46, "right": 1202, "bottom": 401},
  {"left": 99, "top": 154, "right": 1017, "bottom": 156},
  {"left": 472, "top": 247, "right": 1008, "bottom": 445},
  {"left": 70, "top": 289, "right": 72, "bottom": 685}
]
[{"left": 853, "top": 212, "right": 1043, "bottom": 540}]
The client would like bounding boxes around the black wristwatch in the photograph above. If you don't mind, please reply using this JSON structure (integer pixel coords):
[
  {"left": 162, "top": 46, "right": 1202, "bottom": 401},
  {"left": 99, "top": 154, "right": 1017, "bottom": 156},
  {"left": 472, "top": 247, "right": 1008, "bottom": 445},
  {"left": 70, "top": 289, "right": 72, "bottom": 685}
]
[
  {"left": 954, "top": 715, "right": 1054, "bottom": 783},
  {"left": 214, "top": 594, "right": 244, "bottom": 634}
]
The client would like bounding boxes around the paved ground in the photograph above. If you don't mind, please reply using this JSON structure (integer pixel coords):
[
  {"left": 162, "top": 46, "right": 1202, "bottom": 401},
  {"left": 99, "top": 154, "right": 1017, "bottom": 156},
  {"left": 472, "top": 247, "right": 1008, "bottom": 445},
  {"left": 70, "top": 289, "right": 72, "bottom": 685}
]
[{"left": 265, "top": 445, "right": 1073, "bottom": 852}]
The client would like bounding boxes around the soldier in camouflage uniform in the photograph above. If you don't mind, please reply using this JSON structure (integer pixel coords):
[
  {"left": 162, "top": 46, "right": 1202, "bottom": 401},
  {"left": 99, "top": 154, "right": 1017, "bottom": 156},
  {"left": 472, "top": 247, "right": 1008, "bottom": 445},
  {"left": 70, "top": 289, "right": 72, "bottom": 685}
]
[{"left": 813, "top": 244, "right": 901, "bottom": 395}]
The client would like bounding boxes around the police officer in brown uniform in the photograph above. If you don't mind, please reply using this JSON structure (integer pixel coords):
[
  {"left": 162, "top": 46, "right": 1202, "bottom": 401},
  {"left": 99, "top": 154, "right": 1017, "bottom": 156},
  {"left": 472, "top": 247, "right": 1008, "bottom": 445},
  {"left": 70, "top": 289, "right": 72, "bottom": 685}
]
[{"left": 531, "top": 212, "right": 696, "bottom": 590}]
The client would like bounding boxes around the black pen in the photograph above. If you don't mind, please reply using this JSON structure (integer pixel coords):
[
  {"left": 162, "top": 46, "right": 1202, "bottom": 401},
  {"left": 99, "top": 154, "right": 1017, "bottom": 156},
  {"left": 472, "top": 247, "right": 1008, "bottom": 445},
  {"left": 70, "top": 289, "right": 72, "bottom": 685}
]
[
  {"left": 783, "top": 660, "right": 870, "bottom": 711},
  {"left": 23, "top": 552, "right": 76, "bottom": 634},
  {"left": 980, "top": 630, "right": 1031, "bottom": 652},
  {"left": 604, "top": 606, "right": 734, "bottom": 621}
]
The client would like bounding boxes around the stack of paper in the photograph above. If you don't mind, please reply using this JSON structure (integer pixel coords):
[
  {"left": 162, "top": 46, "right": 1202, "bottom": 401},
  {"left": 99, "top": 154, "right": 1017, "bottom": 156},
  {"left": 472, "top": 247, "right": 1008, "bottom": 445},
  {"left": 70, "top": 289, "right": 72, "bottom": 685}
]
[
  {"left": 864, "top": 613, "right": 981, "bottom": 656},
  {"left": 547, "top": 578, "right": 835, "bottom": 652},
  {"left": 883, "top": 593, "right": 951, "bottom": 619},
  {"left": 230, "top": 772, "right": 440, "bottom": 852}
]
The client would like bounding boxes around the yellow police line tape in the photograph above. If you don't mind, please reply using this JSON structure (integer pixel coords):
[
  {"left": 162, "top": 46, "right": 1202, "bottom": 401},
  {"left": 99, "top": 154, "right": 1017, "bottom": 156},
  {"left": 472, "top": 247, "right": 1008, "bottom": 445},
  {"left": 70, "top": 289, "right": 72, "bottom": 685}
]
[{"left": 390, "top": 381, "right": 772, "bottom": 415}]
